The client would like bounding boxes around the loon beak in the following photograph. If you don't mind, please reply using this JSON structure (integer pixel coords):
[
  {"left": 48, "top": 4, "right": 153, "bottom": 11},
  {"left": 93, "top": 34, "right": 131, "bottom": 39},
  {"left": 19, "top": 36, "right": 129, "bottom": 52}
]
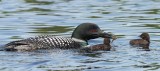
[{"left": 99, "top": 32, "right": 117, "bottom": 40}]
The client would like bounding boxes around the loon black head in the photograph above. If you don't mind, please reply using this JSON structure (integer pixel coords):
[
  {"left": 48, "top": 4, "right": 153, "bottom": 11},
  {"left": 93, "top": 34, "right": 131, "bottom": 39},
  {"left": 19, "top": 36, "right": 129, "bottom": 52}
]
[{"left": 71, "top": 23, "right": 113, "bottom": 42}]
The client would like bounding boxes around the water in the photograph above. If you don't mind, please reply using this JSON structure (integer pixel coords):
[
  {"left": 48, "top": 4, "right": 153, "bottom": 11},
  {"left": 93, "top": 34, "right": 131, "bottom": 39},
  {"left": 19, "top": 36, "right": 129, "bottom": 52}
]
[{"left": 0, "top": 0, "right": 160, "bottom": 71}]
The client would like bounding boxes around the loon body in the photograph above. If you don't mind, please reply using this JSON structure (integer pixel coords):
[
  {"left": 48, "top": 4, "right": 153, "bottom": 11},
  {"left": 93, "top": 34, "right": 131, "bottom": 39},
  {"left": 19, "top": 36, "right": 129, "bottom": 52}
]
[
  {"left": 5, "top": 36, "right": 83, "bottom": 51},
  {"left": 4, "top": 23, "right": 114, "bottom": 51}
]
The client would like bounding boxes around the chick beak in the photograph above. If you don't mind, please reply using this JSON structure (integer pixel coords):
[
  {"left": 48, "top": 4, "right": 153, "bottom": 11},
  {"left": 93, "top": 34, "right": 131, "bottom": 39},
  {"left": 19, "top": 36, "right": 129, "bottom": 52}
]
[{"left": 99, "top": 32, "right": 117, "bottom": 44}]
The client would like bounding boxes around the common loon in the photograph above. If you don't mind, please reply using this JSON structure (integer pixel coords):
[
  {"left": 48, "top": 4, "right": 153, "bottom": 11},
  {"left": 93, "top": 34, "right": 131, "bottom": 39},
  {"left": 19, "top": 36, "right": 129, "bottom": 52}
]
[
  {"left": 4, "top": 23, "right": 115, "bottom": 51},
  {"left": 129, "top": 32, "right": 150, "bottom": 50}
]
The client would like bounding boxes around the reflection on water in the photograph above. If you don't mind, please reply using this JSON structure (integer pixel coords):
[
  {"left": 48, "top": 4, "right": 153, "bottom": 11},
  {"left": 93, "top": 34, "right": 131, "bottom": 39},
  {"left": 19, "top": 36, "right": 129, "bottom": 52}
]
[
  {"left": 87, "top": 16, "right": 102, "bottom": 18},
  {"left": 10, "top": 36, "right": 23, "bottom": 39},
  {"left": 29, "top": 25, "right": 73, "bottom": 34},
  {"left": 134, "top": 63, "right": 160, "bottom": 70},
  {"left": 143, "top": 24, "right": 160, "bottom": 29},
  {"left": 25, "top": 0, "right": 54, "bottom": 5},
  {"left": 2, "top": 8, "right": 53, "bottom": 14},
  {"left": 144, "top": 9, "right": 160, "bottom": 14},
  {"left": 19, "top": 8, "right": 53, "bottom": 12},
  {"left": 1, "top": 0, "right": 160, "bottom": 71}
]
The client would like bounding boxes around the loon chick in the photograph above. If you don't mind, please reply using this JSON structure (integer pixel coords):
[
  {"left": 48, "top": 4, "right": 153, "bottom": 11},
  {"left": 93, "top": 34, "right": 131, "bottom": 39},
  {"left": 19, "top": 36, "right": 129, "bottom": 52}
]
[
  {"left": 4, "top": 23, "right": 114, "bottom": 51},
  {"left": 129, "top": 32, "right": 150, "bottom": 50},
  {"left": 80, "top": 36, "right": 117, "bottom": 52}
]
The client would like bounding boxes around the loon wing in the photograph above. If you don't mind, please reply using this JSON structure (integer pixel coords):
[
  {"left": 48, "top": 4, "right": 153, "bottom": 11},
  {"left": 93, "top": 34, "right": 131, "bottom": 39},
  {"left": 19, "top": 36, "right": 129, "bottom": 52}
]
[
  {"left": 4, "top": 36, "right": 83, "bottom": 51},
  {"left": 6, "top": 41, "right": 28, "bottom": 46},
  {"left": 4, "top": 40, "right": 32, "bottom": 51}
]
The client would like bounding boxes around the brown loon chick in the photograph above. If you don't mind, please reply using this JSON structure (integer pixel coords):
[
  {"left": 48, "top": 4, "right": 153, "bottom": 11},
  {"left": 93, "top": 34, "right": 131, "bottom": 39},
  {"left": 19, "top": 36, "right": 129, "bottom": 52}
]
[
  {"left": 90, "top": 38, "right": 111, "bottom": 51},
  {"left": 129, "top": 32, "right": 150, "bottom": 50},
  {"left": 80, "top": 36, "right": 117, "bottom": 52},
  {"left": 4, "top": 23, "right": 115, "bottom": 51}
]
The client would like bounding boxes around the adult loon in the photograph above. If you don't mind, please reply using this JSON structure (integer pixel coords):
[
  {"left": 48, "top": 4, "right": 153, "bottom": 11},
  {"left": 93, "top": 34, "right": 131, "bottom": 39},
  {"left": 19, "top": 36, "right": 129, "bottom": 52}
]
[
  {"left": 4, "top": 23, "right": 115, "bottom": 51},
  {"left": 129, "top": 32, "right": 150, "bottom": 50}
]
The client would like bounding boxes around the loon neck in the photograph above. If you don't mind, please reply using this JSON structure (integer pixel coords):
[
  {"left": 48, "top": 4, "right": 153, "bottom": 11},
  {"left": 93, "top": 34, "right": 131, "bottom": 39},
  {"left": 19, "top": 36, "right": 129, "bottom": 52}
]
[
  {"left": 71, "top": 28, "right": 88, "bottom": 42},
  {"left": 72, "top": 38, "right": 88, "bottom": 46},
  {"left": 71, "top": 34, "right": 87, "bottom": 42}
]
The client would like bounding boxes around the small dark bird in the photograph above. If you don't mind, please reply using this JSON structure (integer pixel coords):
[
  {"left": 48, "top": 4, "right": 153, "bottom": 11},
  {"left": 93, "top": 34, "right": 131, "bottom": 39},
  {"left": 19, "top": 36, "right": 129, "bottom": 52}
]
[
  {"left": 129, "top": 32, "right": 150, "bottom": 50},
  {"left": 90, "top": 38, "right": 112, "bottom": 51},
  {"left": 80, "top": 36, "right": 117, "bottom": 52}
]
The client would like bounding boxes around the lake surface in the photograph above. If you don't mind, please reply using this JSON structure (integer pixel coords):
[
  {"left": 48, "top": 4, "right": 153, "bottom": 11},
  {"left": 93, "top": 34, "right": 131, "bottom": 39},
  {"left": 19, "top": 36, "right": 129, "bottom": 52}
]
[{"left": 0, "top": 0, "right": 160, "bottom": 71}]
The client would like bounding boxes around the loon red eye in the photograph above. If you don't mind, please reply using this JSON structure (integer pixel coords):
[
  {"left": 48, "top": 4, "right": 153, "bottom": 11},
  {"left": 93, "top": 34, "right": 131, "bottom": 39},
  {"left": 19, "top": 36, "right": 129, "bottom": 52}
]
[{"left": 89, "top": 29, "right": 98, "bottom": 32}]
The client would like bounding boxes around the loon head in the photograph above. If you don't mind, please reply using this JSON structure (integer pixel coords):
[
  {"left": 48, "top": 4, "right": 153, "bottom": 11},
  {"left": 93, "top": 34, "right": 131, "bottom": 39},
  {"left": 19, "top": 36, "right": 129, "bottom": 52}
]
[{"left": 71, "top": 23, "right": 114, "bottom": 42}]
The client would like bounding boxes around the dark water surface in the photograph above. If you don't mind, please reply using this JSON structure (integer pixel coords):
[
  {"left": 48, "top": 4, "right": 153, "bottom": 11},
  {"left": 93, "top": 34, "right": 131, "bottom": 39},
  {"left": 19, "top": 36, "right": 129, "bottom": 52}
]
[{"left": 1, "top": 0, "right": 160, "bottom": 71}]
